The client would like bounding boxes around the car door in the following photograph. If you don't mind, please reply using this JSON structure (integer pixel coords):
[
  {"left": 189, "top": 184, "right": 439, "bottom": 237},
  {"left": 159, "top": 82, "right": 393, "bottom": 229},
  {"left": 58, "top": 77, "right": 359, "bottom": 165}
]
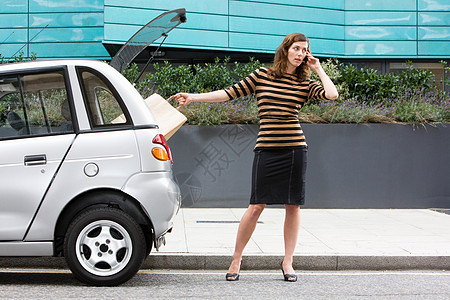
[{"left": 0, "top": 69, "right": 76, "bottom": 240}]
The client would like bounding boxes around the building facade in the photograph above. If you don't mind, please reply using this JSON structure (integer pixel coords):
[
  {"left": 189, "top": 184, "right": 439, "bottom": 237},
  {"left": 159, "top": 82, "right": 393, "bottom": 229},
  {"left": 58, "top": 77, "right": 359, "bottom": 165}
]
[{"left": 1, "top": 0, "right": 449, "bottom": 82}]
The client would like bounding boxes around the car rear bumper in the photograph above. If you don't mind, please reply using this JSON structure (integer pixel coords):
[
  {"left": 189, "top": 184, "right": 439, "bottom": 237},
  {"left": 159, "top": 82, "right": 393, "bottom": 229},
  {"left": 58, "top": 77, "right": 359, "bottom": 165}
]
[{"left": 122, "top": 171, "right": 181, "bottom": 238}]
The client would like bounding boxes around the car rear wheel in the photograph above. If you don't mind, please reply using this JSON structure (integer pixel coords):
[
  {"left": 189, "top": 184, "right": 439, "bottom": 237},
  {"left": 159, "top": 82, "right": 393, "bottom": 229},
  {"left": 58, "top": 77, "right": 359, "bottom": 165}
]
[{"left": 64, "top": 207, "right": 147, "bottom": 286}]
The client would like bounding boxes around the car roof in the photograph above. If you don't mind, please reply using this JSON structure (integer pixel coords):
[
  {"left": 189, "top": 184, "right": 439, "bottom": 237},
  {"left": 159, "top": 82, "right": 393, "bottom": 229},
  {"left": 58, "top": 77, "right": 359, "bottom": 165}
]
[{"left": 0, "top": 59, "right": 112, "bottom": 72}]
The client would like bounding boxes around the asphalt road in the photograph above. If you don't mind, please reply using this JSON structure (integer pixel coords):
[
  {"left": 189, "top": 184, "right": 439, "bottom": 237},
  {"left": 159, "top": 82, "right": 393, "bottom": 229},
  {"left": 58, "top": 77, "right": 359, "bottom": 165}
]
[{"left": 0, "top": 269, "right": 449, "bottom": 299}]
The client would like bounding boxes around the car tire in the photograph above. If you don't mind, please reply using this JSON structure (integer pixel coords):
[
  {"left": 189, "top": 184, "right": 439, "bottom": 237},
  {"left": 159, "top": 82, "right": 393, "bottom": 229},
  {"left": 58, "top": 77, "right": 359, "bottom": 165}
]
[{"left": 64, "top": 207, "right": 147, "bottom": 286}]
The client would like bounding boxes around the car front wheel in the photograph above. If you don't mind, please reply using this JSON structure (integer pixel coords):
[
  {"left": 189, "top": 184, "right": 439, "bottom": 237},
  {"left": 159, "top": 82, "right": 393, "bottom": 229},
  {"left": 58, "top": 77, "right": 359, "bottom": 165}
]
[{"left": 64, "top": 207, "right": 147, "bottom": 286}]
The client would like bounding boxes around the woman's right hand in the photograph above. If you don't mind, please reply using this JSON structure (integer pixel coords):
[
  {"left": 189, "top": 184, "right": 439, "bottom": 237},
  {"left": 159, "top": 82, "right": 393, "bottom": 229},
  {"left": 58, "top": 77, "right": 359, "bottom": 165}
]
[
  {"left": 174, "top": 93, "right": 194, "bottom": 107},
  {"left": 173, "top": 90, "right": 229, "bottom": 106}
]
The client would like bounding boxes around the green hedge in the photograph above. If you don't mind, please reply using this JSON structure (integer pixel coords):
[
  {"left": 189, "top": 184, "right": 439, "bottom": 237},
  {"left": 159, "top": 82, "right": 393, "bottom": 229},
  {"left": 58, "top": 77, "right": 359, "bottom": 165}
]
[{"left": 125, "top": 57, "right": 448, "bottom": 125}]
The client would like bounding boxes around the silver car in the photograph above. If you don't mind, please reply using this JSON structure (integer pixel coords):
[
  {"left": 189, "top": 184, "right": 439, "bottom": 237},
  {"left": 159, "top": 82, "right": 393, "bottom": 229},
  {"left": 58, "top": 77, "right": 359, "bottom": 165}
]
[{"left": 0, "top": 59, "right": 181, "bottom": 286}]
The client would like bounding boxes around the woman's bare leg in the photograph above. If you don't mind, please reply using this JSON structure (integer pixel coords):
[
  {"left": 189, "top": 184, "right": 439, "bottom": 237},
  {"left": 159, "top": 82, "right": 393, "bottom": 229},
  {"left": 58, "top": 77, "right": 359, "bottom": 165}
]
[
  {"left": 227, "top": 204, "right": 266, "bottom": 276},
  {"left": 282, "top": 204, "right": 300, "bottom": 275}
]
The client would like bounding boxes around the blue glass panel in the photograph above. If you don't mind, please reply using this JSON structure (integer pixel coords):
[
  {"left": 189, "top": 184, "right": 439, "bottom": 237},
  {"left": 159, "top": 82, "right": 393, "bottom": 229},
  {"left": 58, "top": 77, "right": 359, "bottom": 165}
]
[
  {"left": 345, "top": 12, "right": 416, "bottom": 25},
  {"left": 419, "top": 0, "right": 450, "bottom": 11},
  {"left": 30, "top": 42, "right": 110, "bottom": 59},
  {"left": 158, "top": 28, "right": 229, "bottom": 49},
  {"left": 345, "top": 0, "right": 416, "bottom": 11},
  {"left": 419, "top": 12, "right": 450, "bottom": 25},
  {"left": 0, "top": 44, "right": 29, "bottom": 58},
  {"left": 346, "top": 26, "right": 416, "bottom": 40},
  {"left": 345, "top": 41, "right": 417, "bottom": 56},
  {"left": 29, "top": 28, "right": 104, "bottom": 43},
  {"left": 104, "top": 25, "right": 228, "bottom": 49},
  {"left": 180, "top": 13, "right": 227, "bottom": 31},
  {"left": 0, "top": 29, "right": 27, "bottom": 43},
  {"left": 229, "top": 33, "right": 284, "bottom": 52},
  {"left": 29, "top": 13, "right": 104, "bottom": 27},
  {"left": 0, "top": 14, "right": 28, "bottom": 28},
  {"left": 419, "top": 27, "right": 450, "bottom": 40},
  {"left": 418, "top": 41, "right": 450, "bottom": 56},
  {"left": 229, "top": 1, "right": 344, "bottom": 25},
  {"left": 104, "top": 7, "right": 227, "bottom": 31},
  {"left": 3, "top": 0, "right": 27, "bottom": 13},
  {"left": 104, "top": 7, "right": 162, "bottom": 25},
  {"left": 309, "top": 38, "right": 345, "bottom": 56},
  {"left": 29, "top": 0, "right": 103, "bottom": 13},
  {"left": 104, "top": 24, "right": 141, "bottom": 43},
  {"left": 232, "top": 0, "right": 344, "bottom": 10},
  {"left": 229, "top": 16, "right": 344, "bottom": 40},
  {"left": 229, "top": 32, "right": 344, "bottom": 56},
  {"left": 105, "top": 0, "right": 228, "bottom": 15},
  {"left": 164, "top": 27, "right": 228, "bottom": 50}
]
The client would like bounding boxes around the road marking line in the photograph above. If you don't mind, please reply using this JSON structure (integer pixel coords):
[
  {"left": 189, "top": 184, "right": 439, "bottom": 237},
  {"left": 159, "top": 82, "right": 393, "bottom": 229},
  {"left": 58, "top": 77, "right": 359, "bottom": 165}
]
[{"left": 0, "top": 269, "right": 71, "bottom": 274}]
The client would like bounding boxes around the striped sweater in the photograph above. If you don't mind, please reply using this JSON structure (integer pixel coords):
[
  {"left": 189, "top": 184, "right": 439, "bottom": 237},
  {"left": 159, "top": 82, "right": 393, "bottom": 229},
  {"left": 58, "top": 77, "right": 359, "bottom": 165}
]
[{"left": 224, "top": 67, "right": 330, "bottom": 149}]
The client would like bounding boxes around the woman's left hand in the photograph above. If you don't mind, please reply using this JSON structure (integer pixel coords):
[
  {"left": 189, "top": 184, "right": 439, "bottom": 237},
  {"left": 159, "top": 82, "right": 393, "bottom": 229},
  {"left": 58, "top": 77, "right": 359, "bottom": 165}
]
[
  {"left": 305, "top": 52, "right": 339, "bottom": 99},
  {"left": 305, "top": 53, "right": 321, "bottom": 72}
]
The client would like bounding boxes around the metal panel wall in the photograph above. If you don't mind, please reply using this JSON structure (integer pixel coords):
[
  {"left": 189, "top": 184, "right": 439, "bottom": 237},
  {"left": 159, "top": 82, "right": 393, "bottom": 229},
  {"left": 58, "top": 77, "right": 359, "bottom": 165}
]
[
  {"left": 102, "top": 0, "right": 448, "bottom": 59},
  {"left": 1, "top": 0, "right": 449, "bottom": 60},
  {"left": 418, "top": 0, "right": 450, "bottom": 58},
  {"left": 227, "top": 0, "right": 344, "bottom": 55},
  {"left": 103, "top": 0, "right": 344, "bottom": 55},
  {"left": 1, "top": 0, "right": 28, "bottom": 58},
  {"left": 0, "top": 0, "right": 110, "bottom": 60},
  {"left": 344, "top": 0, "right": 450, "bottom": 58},
  {"left": 103, "top": 0, "right": 230, "bottom": 51},
  {"left": 344, "top": 0, "right": 417, "bottom": 58}
]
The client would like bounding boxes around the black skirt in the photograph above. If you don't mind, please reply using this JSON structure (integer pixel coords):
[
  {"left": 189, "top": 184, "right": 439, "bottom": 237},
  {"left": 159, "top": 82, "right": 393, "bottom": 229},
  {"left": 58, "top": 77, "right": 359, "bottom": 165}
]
[{"left": 250, "top": 147, "right": 307, "bottom": 205}]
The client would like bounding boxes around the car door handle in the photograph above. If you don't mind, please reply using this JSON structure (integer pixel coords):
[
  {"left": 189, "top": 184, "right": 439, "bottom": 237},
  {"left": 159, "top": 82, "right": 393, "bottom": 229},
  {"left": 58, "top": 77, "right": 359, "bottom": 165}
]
[{"left": 24, "top": 154, "right": 47, "bottom": 166}]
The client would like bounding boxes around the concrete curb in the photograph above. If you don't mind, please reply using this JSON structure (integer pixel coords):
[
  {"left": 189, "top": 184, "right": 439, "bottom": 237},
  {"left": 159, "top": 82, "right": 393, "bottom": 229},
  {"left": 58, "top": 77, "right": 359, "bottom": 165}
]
[
  {"left": 1, "top": 255, "right": 449, "bottom": 271},
  {"left": 145, "top": 254, "right": 450, "bottom": 270}
]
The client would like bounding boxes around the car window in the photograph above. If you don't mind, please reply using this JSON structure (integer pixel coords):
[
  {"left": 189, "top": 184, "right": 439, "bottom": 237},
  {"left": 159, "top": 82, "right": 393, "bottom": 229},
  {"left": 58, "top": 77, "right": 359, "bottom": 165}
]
[
  {"left": 78, "top": 68, "right": 128, "bottom": 127},
  {"left": 0, "top": 71, "right": 73, "bottom": 139}
]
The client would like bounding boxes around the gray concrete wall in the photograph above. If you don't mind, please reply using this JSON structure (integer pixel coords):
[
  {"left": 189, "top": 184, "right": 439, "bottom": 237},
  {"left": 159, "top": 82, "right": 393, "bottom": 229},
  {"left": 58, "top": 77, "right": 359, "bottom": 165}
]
[{"left": 168, "top": 124, "right": 450, "bottom": 208}]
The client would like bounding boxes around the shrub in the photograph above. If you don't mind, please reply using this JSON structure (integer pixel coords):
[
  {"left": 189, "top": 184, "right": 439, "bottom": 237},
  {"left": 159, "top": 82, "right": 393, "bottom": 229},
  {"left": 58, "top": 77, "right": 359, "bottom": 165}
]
[
  {"left": 127, "top": 57, "right": 265, "bottom": 100},
  {"left": 335, "top": 60, "right": 437, "bottom": 105},
  {"left": 388, "top": 88, "right": 449, "bottom": 124},
  {"left": 183, "top": 96, "right": 258, "bottom": 126},
  {"left": 124, "top": 61, "right": 198, "bottom": 99},
  {"left": 336, "top": 64, "right": 397, "bottom": 104},
  {"left": 0, "top": 51, "right": 37, "bottom": 64},
  {"left": 124, "top": 57, "right": 449, "bottom": 125},
  {"left": 192, "top": 57, "right": 235, "bottom": 93},
  {"left": 301, "top": 99, "right": 393, "bottom": 124},
  {"left": 309, "top": 58, "right": 349, "bottom": 103}
]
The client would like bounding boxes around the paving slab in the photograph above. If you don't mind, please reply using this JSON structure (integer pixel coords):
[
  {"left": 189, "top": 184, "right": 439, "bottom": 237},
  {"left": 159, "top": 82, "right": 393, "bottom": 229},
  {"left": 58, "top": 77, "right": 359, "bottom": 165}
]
[{"left": 148, "top": 208, "right": 450, "bottom": 270}]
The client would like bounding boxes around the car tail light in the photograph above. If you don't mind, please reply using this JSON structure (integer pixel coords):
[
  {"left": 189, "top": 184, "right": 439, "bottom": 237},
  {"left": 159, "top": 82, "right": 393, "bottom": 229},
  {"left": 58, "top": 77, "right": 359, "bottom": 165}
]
[{"left": 152, "top": 134, "right": 173, "bottom": 164}]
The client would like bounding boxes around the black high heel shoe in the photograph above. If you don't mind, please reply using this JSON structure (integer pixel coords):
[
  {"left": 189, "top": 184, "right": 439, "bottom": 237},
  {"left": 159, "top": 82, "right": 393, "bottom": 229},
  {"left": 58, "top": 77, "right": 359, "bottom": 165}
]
[
  {"left": 226, "top": 260, "right": 241, "bottom": 281},
  {"left": 281, "top": 262, "right": 297, "bottom": 282},
  {"left": 225, "top": 273, "right": 240, "bottom": 281}
]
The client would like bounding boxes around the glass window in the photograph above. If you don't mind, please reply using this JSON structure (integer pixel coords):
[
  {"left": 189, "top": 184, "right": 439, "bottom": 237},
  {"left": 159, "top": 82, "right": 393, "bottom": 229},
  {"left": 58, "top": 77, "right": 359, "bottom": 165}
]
[
  {"left": 0, "top": 71, "right": 73, "bottom": 139},
  {"left": 78, "top": 68, "right": 128, "bottom": 127}
]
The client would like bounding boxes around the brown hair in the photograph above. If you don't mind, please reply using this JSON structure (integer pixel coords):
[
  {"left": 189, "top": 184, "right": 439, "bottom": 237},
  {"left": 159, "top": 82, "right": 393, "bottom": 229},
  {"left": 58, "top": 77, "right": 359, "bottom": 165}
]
[{"left": 268, "top": 33, "right": 310, "bottom": 81}]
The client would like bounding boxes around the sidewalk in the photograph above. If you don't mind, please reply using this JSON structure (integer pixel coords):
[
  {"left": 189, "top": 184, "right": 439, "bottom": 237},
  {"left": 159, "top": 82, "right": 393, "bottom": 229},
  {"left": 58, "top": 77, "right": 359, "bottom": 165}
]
[
  {"left": 1, "top": 208, "right": 449, "bottom": 271},
  {"left": 146, "top": 208, "right": 450, "bottom": 270}
]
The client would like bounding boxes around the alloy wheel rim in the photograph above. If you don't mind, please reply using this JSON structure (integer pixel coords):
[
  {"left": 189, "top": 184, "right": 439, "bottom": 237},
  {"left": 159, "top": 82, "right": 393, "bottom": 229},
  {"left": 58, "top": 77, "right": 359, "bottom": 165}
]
[{"left": 75, "top": 220, "right": 133, "bottom": 276}]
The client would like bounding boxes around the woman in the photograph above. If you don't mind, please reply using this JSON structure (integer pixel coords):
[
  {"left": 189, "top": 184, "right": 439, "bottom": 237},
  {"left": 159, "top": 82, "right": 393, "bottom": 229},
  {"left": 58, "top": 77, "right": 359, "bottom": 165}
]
[{"left": 174, "top": 33, "right": 338, "bottom": 282}]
